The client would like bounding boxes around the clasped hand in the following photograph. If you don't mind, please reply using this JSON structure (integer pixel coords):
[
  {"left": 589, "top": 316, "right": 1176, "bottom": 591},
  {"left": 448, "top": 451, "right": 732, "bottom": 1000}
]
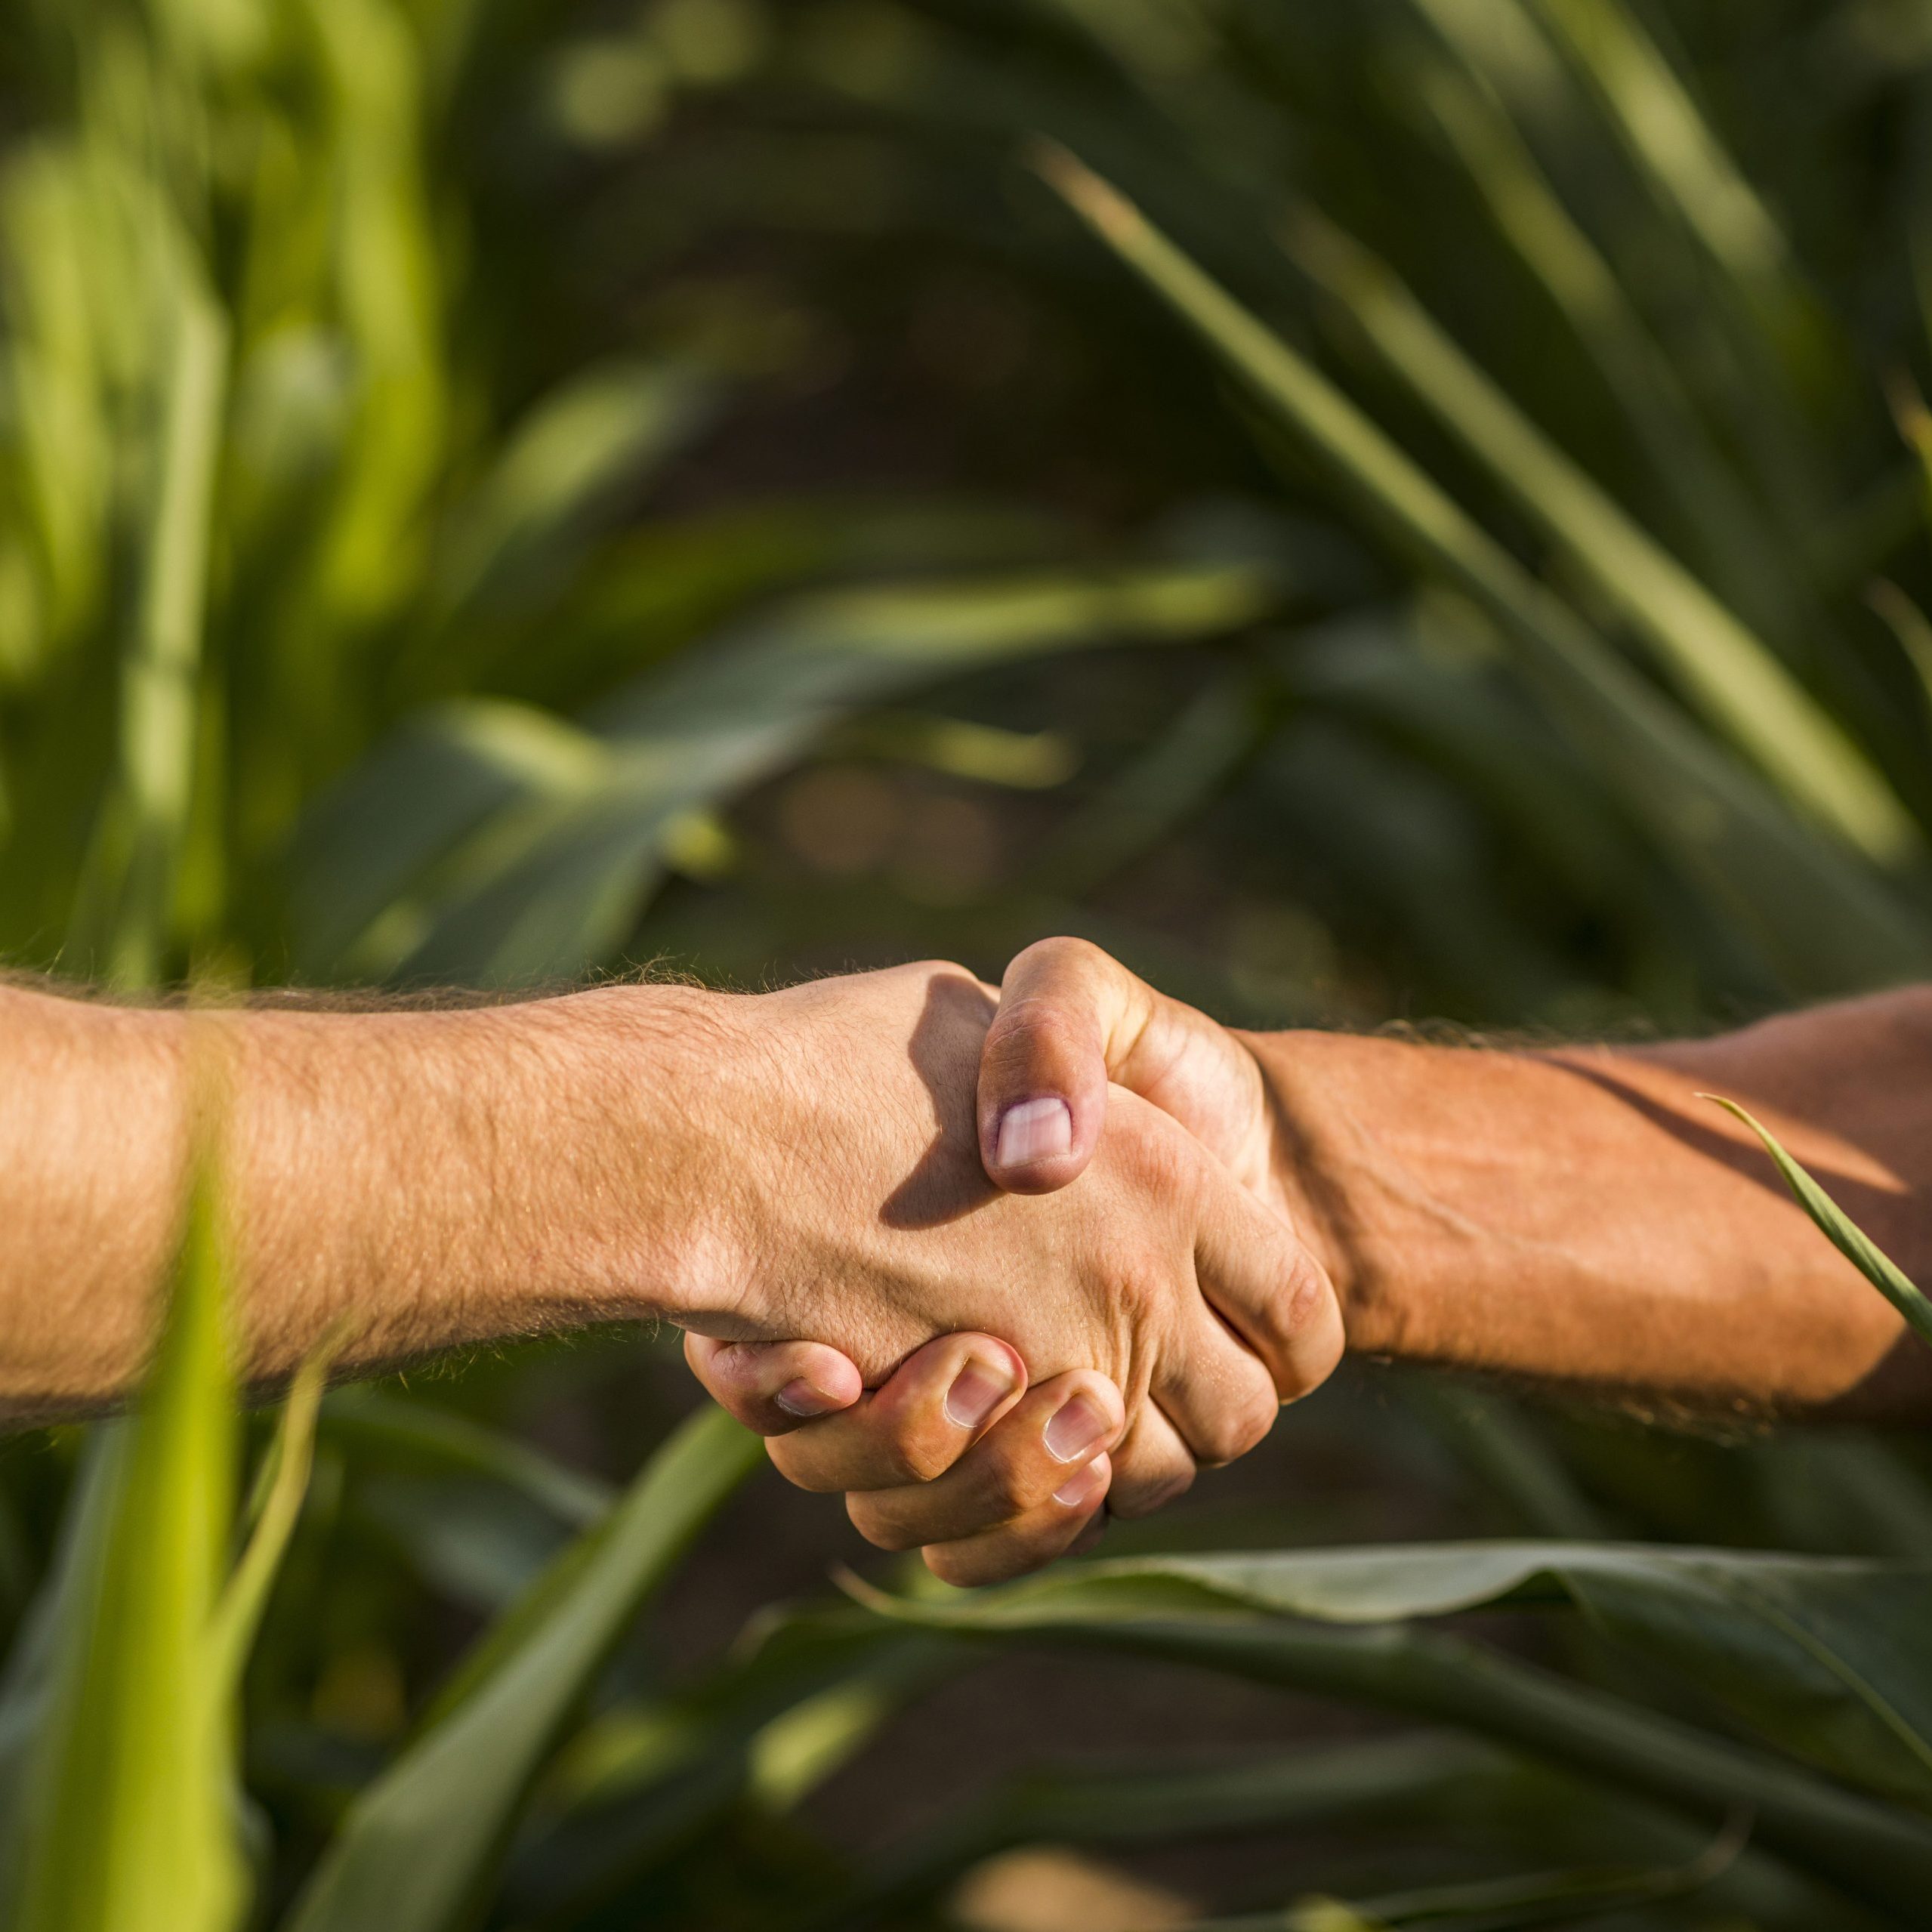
[{"left": 681, "top": 940, "right": 1343, "bottom": 1584}]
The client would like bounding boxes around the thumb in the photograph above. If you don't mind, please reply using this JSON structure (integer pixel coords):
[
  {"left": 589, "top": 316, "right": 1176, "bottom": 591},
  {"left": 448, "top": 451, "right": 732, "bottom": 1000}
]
[
  {"left": 977, "top": 938, "right": 1150, "bottom": 1194},
  {"left": 684, "top": 1333, "right": 865, "bottom": 1434},
  {"left": 978, "top": 937, "right": 1270, "bottom": 1196}
]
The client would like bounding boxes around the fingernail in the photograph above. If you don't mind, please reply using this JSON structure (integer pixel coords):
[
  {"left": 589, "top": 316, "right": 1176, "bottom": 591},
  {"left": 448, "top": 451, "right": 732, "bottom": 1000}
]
[
  {"left": 774, "top": 1379, "right": 840, "bottom": 1418},
  {"left": 994, "top": 1097, "right": 1072, "bottom": 1169},
  {"left": 1054, "top": 1455, "right": 1110, "bottom": 1509},
  {"left": 1044, "top": 1392, "right": 1110, "bottom": 1462},
  {"left": 945, "top": 1359, "right": 1016, "bottom": 1430}
]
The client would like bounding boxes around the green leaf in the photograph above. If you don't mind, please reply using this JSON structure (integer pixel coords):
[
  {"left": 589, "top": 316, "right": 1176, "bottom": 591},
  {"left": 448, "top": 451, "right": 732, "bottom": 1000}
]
[
  {"left": 285, "top": 1405, "right": 762, "bottom": 1932},
  {"left": 1030, "top": 144, "right": 1930, "bottom": 995},
  {"left": 1410, "top": 51, "right": 1795, "bottom": 643},
  {"left": 321, "top": 1388, "right": 614, "bottom": 1531},
  {"left": 430, "top": 360, "right": 720, "bottom": 623},
  {"left": 297, "top": 559, "right": 1281, "bottom": 983},
  {"left": 1205, "top": 1813, "right": 1745, "bottom": 1930},
  {"left": 1705, "top": 1096, "right": 1932, "bottom": 1353},
  {"left": 1280, "top": 206, "right": 1912, "bottom": 865},
  {"left": 851, "top": 1546, "right": 1932, "bottom": 1913},
  {"left": 65, "top": 267, "right": 228, "bottom": 989},
  {"left": 847, "top": 1736, "right": 1497, "bottom": 1927},
  {"left": 896, "top": 1542, "right": 1932, "bottom": 1804},
  {"left": 208, "top": 1326, "right": 346, "bottom": 1693},
  {"left": 11, "top": 1121, "right": 243, "bottom": 1932}
]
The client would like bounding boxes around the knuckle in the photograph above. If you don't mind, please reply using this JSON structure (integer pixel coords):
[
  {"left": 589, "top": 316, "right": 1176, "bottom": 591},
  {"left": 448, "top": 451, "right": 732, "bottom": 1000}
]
[
  {"left": 983, "top": 1452, "right": 1042, "bottom": 1520},
  {"left": 1276, "top": 1250, "right": 1333, "bottom": 1336},
  {"left": 764, "top": 1440, "right": 844, "bottom": 1494},
  {"left": 1270, "top": 1255, "right": 1344, "bottom": 1397},
  {"left": 847, "top": 1497, "right": 921, "bottom": 1553},
  {"left": 1196, "top": 1387, "right": 1276, "bottom": 1465},
  {"left": 1012, "top": 934, "right": 1102, "bottom": 982}
]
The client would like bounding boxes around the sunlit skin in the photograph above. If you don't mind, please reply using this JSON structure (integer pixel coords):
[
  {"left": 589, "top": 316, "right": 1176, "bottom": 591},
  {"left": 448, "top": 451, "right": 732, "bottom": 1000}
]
[
  {"left": 11, "top": 943, "right": 1932, "bottom": 1590},
  {"left": 0, "top": 966, "right": 1337, "bottom": 1568},
  {"left": 694, "top": 938, "right": 1932, "bottom": 1582}
]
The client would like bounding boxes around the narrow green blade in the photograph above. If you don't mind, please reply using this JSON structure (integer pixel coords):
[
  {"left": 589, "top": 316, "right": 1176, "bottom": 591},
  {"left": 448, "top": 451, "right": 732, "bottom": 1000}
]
[
  {"left": 1031, "top": 142, "right": 1928, "bottom": 993},
  {"left": 285, "top": 1405, "right": 761, "bottom": 1932},
  {"left": 1705, "top": 1095, "right": 1932, "bottom": 1352},
  {"left": 11, "top": 1122, "right": 243, "bottom": 1932},
  {"left": 1282, "top": 208, "right": 1912, "bottom": 865}
]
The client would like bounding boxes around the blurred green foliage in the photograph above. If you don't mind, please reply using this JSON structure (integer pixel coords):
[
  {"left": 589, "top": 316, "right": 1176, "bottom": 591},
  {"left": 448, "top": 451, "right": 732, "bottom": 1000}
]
[{"left": 11, "top": 0, "right": 1932, "bottom": 1926}]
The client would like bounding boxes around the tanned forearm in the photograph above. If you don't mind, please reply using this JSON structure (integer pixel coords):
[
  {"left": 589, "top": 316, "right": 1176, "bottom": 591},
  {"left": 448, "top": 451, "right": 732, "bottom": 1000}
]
[
  {"left": 0, "top": 982, "right": 730, "bottom": 1417},
  {"left": 1245, "top": 989, "right": 1932, "bottom": 1417}
]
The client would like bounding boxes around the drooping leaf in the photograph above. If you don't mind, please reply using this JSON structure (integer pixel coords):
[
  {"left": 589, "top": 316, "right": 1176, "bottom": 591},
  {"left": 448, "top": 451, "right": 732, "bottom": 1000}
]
[
  {"left": 285, "top": 1405, "right": 761, "bottom": 1932},
  {"left": 851, "top": 1546, "right": 1932, "bottom": 1913},
  {"left": 295, "top": 559, "right": 1282, "bottom": 983}
]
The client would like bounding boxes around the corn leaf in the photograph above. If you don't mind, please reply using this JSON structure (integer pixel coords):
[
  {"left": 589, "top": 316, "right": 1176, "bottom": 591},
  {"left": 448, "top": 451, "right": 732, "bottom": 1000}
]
[
  {"left": 852, "top": 1545, "right": 1932, "bottom": 1912},
  {"left": 208, "top": 1329, "right": 345, "bottom": 1694},
  {"left": 1706, "top": 1096, "right": 1932, "bottom": 1353},
  {"left": 1527, "top": 0, "right": 1819, "bottom": 372},
  {"left": 1202, "top": 1817, "right": 1744, "bottom": 1931},
  {"left": 1032, "top": 144, "right": 1929, "bottom": 994},
  {"left": 11, "top": 1128, "right": 243, "bottom": 1932},
  {"left": 1411, "top": 52, "right": 1793, "bottom": 639},
  {"left": 66, "top": 267, "right": 228, "bottom": 988},
  {"left": 321, "top": 1389, "right": 615, "bottom": 1530},
  {"left": 847, "top": 1736, "right": 1497, "bottom": 1926},
  {"left": 285, "top": 1405, "right": 762, "bottom": 1932},
  {"left": 294, "top": 559, "right": 1281, "bottom": 983},
  {"left": 1282, "top": 207, "right": 1912, "bottom": 866}
]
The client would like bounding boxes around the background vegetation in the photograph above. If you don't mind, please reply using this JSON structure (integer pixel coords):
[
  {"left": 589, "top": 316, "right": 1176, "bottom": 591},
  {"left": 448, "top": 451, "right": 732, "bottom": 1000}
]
[{"left": 8, "top": 0, "right": 1932, "bottom": 1925}]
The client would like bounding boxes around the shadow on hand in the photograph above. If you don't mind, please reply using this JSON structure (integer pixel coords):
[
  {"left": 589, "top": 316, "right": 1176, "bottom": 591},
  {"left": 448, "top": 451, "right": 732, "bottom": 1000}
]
[{"left": 881, "top": 971, "right": 1001, "bottom": 1233}]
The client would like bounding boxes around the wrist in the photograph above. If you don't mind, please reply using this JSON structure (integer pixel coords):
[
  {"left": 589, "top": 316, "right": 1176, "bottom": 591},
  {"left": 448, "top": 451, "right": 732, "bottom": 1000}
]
[
  {"left": 480, "top": 983, "right": 758, "bottom": 1333},
  {"left": 215, "top": 984, "right": 752, "bottom": 1370},
  {"left": 1236, "top": 1028, "right": 1403, "bottom": 1352}
]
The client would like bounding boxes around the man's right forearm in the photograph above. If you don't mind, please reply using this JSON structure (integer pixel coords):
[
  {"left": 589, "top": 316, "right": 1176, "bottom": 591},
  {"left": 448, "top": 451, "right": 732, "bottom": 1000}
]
[{"left": 1245, "top": 991, "right": 1932, "bottom": 1415}]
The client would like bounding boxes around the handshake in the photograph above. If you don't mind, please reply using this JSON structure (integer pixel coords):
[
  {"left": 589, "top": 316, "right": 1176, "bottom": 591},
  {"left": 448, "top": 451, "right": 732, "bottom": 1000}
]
[
  {"left": 0, "top": 929, "right": 1902, "bottom": 1486},
  {"left": 671, "top": 937, "right": 1346, "bottom": 1588}
]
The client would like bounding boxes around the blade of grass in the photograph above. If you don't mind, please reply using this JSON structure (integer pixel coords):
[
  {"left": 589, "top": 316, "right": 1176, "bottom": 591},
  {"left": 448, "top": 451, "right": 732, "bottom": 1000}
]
[
  {"left": 208, "top": 1322, "right": 350, "bottom": 1693},
  {"left": 1705, "top": 1095, "right": 1932, "bottom": 1350}
]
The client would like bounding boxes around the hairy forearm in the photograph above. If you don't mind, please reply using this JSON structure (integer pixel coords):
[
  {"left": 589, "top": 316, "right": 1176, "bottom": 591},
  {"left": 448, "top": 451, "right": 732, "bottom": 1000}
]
[
  {"left": 1244, "top": 989, "right": 1932, "bottom": 1416},
  {"left": 0, "top": 983, "right": 731, "bottom": 1415}
]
